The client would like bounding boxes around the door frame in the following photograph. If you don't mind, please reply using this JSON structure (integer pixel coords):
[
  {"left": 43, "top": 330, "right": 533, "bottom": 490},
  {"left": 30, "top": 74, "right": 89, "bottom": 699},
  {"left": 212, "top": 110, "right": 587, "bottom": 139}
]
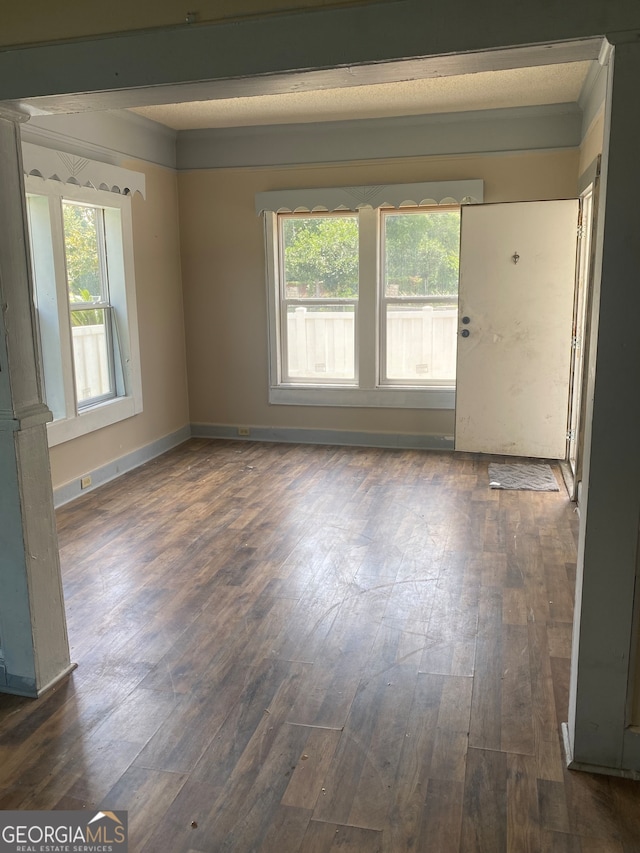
[{"left": 567, "top": 158, "right": 601, "bottom": 501}]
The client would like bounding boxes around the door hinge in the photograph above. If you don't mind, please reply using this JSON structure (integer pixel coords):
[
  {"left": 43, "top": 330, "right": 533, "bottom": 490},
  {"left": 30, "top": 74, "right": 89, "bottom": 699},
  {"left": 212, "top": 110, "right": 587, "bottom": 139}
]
[
  {"left": 571, "top": 335, "right": 581, "bottom": 350},
  {"left": 566, "top": 428, "right": 576, "bottom": 441},
  {"left": 577, "top": 223, "right": 586, "bottom": 239}
]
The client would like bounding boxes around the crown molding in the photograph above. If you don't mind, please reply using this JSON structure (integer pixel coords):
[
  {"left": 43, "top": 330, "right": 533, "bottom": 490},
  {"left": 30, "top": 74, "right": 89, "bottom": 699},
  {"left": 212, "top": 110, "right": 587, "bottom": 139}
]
[
  {"left": 21, "top": 109, "right": 176, "bottom": 170},
  {"left": 178, "top": 103, "right": 582, "bottom": 171}
]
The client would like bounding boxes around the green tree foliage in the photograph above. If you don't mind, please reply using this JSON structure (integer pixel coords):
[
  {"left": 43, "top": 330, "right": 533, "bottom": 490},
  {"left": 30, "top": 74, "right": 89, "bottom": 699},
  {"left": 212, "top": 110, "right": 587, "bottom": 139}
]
[
  {"left": 282, "top": 211, "right": 460, "bottom": 299},
  {"left": 283, "top": 215, "right": 359, "bottom": 297},
  {"left": 62, "top": 202, "right": 102, "bottom": 302},
  {"left": 384, "top": 211, "right": 461, "bottom": 296},
  {"left": 63, "top": 202, "right": 106, "bottom": 327}
]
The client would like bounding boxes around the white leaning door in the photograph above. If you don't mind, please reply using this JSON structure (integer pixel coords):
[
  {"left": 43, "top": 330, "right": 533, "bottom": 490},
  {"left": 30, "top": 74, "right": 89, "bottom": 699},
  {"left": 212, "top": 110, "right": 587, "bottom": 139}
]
[{"left": 455, "top": 199, "right": 578, "bottom": 459}]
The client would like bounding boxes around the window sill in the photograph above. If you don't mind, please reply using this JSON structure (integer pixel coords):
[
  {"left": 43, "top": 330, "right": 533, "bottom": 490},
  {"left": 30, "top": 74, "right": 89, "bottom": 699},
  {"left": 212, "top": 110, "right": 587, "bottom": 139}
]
[
  {"left": 269, "top": 385, "right": 455, "bottom": 410},
  {"left": 46, "top": 396, "right": 141, "bottom": 447}
]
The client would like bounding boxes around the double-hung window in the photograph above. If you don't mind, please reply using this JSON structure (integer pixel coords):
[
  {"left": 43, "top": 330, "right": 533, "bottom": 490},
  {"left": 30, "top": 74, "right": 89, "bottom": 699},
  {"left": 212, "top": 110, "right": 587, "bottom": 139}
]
[
  {"left": 63, "top": 200, "right": 117, "bottom": 408},
  {"left": 25, "top": 172, "right": 143, "bottom": 446},
  {"left": 261, "top": 180, "right": 482, "bottom": 409}
]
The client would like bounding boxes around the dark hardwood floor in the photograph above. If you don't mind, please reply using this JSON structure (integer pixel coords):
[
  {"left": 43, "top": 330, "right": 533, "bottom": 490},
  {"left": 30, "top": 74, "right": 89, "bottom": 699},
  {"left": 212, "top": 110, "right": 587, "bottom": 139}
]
[{"left": 1, "top": 439, "right": 639, "bottom": 851}]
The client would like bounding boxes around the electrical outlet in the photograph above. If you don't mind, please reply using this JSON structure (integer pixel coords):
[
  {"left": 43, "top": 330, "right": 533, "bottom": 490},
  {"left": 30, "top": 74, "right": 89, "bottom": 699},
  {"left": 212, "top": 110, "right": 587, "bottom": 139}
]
[
  {"left": 237, "top": 427, "right": 250, "bottom": 437},
  {"left": 80, "top": 475, "right": 92, "bottom": 489}
]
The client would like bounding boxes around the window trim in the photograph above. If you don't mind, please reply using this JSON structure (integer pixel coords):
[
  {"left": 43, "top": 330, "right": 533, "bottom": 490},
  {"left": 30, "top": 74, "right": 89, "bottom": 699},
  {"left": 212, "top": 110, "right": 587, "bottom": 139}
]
[
  {"left": 256, "top": 179, "right": 483, "bottom": 215},
  {"left": 26, "top": 176, "right": 143, "bottom": 446},
  {"left": 263, "top": 180, "right": 482, "bottom": 410},
  {"left": 265, "top": 209, "right": 462, "bottom": 411},
  {"left": 265, "top": 207, "right": 457, "bottom": 409}
]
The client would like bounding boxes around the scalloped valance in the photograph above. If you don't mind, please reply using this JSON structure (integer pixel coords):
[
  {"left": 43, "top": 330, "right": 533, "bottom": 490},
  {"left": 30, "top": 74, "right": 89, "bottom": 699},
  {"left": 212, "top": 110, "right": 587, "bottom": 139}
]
[
  {"left": 21, "top": 142, "right": 146, "bottom": 198},
  {"left": 255, "top": 179, "right": 483, "bottom": 214}
]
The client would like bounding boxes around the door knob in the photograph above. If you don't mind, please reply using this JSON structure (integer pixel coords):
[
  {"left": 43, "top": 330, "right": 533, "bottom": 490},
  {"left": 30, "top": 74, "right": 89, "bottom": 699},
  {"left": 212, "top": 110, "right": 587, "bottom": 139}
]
[{"left": 461, "top": 329, "right": 470, "bottom": 338}]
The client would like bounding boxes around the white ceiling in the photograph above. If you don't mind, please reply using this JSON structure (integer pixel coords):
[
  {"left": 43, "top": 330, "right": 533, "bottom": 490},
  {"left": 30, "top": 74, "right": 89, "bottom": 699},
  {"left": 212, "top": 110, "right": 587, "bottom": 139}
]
[{"left": 129, "top": 60, "right": 592, "bottom": 131}]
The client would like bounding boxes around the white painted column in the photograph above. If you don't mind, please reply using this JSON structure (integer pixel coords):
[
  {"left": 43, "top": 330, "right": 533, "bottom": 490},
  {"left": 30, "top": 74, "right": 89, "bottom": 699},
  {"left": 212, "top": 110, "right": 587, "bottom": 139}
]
[
  {"left": 566, "top": 39, "right": 640, "bottom": 775},
  {"left": 0, "top": 107, "right": 72, "bottom": 697}
]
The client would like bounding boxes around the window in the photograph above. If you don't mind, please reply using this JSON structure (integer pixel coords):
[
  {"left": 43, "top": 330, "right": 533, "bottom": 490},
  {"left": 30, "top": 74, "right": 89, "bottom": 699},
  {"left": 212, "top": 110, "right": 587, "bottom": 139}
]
[
  {"left": 261, "top": 179, "right": 482, "bottom": 408},
  {"left": 265, "top": 205, "right": 467, "bottom": 409},
  {"left": 381, "top": 208, "right": 460, "bottom": 385},
  {"left": 278, "top": 210, "right": 459, "bottom": 390},
  {"left": 63, "top": 201, "right": 117, "bottom": 408},
  {"left": 25, "top": 178, "right": 142, "bottom": 446},
  {"left": 281, "top": 213, "right": 359, "bottom": 383}
]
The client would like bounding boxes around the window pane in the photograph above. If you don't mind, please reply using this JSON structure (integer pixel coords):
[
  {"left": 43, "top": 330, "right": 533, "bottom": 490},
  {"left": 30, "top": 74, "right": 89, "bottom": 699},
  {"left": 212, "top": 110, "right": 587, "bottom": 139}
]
[
  {"left": 385, "top": 302, "right": 458, "bottom": 382},
  {"left": 63, "top": 202, "right": 103, "bottom": 302},
  {"left": 384, "top": 210, "right": 460, "bottom": 297},
  {"left": 286, "top": 304, "right": 355, "bottom": 381},
  {"left": 70, "top": 308, "right": 114, "bottom": 405},
  {"left": 283, "top": 215, "right": 359, "bottom": 298}
]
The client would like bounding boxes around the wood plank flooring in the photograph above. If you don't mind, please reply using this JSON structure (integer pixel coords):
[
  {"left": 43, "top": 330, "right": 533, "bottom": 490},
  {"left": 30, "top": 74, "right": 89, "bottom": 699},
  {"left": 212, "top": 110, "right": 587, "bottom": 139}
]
[{"left": 1, "top": 439, "right": 640, "bottom": 851}]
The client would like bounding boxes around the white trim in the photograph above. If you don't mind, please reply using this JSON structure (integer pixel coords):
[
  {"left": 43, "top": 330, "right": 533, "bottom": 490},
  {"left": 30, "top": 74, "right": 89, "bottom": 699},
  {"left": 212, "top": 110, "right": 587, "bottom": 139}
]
[
  {"left": 264, "top": 214, "right": 281, "bottom": 396},
  {"left": 265, "top": 194, "right": 465, "bottom": 408},
  {"left": 256, "top": 179, "right": 483, "bottom": 214},
  {"left": 191, "top": 422, "right": 454, "bottom": 451},
  {"left": 52, "top": 425, "right": 191, "bottom": 506},
  {"left": 0, "top": 105, "right": 29, "bottom": 123},
  {"left": 22, "top": 141, "right": 146, "bottom": 197},
  {"left": 47, "top": 396, "right": 138, "bottom": 447},
  {"left": 578, "top": 156, "right": 600, "bottom": 195},
  {"left": 357, "top": 207, "right": 378, "bottom": 390},
  {"left": 25, "top": 176, "right": 144, "bottom": 446},
  {"left": 36, "top": 663, "right": 78, "bottom": 697},
  {"left": 578, "top": 60, "right": 608, "bottom": 139}
]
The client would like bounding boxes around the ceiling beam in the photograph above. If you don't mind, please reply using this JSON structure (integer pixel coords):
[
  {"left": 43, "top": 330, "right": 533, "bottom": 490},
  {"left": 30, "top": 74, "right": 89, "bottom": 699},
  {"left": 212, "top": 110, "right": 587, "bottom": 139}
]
[{"left": 0, "top": 0, "right": 609, "bottom": 116}]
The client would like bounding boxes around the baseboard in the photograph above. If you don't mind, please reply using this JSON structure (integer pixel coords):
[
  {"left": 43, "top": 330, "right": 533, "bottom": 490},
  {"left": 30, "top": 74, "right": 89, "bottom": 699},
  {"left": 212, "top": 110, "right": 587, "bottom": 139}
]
[
  {"left": 0, "top": 662, "right": 77, "bottom": 699},
  {"left": 190, "top": 423, "right": 455, "bottom": 451},
  {"left": 52, "top": 425, "right": 192, "bottom": 507},
  {"left": 37, "top": 663, "right": 78, "bottom": 698},
  {"left": 561, "top": 721, "right": 574, "bottom": 766}
]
